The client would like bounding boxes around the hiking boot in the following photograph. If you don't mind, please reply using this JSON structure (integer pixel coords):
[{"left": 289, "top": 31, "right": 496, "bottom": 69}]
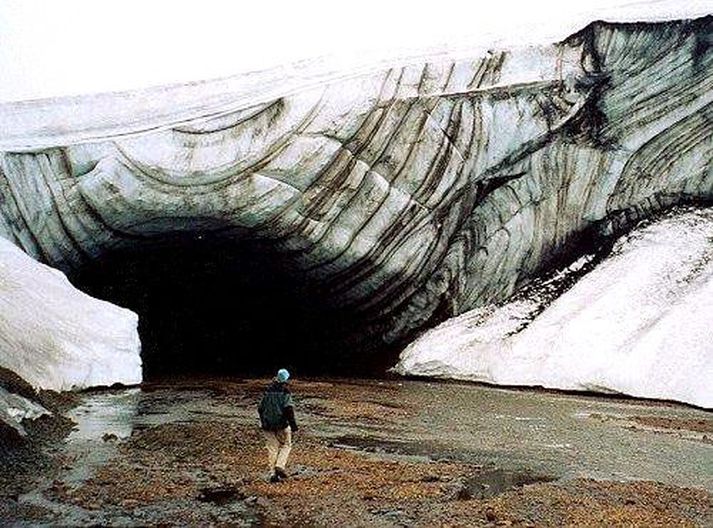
[
  {"left": 274, "top": 467, "right": 288, "bottom": 481},
  {"left": 269, "top": 473, "right": 281, "bottom": 483}
]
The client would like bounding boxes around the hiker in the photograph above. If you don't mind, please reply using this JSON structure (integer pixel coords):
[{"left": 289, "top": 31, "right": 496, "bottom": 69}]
[{"left": 258, "top": 368, "right": 298, "bottom": 482}]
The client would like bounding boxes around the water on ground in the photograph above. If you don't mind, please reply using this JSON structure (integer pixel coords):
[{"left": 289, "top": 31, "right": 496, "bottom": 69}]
[{"left": 1, "top": 378, "right": 711, "bottom": 526}]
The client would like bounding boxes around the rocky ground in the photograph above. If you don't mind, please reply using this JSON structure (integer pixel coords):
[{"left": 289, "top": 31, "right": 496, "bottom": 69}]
[{"left": 0, "top": 378, "right": 711, "bottom": 527}]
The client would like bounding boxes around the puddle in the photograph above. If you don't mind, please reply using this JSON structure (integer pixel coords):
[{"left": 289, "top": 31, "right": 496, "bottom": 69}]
[
  {"left": 197, "top": 485, "right": 243, "bottom": 505},
  {"left": 328, "top": 435, "right": 434, "bottom": 463},
  {"left": 456, "top": 469, "right": 556, "bottom": 500},
  {"left": 331, "top": 435, "right": 557, "bottom": 500},
  {"left": 66, "top": 389, "right": 140, "bottom": 442},
  {"left": 327, "top": 434, "right": 496, "bottom": 466}
]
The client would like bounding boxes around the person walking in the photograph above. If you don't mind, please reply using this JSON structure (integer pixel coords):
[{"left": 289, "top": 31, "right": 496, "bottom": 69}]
[{"left": 258, "top": 368, "right": 298, "bottom": 482}]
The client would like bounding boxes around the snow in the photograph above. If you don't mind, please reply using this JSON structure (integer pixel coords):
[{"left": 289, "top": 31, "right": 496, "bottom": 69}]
[
  {"left": 0, "top": 237, "right": 142, "bottom": 391},
  {"left": 0, "top": 1, "right": 709, "bottom": 103},
  {"left": 0, "top": 386, "right": 49, "bottom": 436},
  {"left": 394, "top": 209, "right": 713, "bottom": 408}
]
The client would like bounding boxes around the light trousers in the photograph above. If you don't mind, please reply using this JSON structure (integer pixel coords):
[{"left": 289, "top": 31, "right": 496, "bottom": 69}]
[{"left": 263, "top": 426, "right": 292, "bottom": 471}]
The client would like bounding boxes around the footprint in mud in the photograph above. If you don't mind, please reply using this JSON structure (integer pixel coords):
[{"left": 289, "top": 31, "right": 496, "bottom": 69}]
[{"left": 454, "top": 469, "right": 555, "bottom": 500}]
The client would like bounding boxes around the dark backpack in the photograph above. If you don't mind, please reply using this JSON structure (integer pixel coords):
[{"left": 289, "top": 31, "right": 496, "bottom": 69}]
[{"left": 258, "top": 382, "right": 293, "bottom": 431}]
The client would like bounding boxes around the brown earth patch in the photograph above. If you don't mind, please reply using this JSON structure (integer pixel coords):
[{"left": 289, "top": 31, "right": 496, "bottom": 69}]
[
  {"left": 48, "top": 418, "right": 712, "bottom": 527},
  {"left": 631, "top": 416, "right": 713, "bottom": 434}
]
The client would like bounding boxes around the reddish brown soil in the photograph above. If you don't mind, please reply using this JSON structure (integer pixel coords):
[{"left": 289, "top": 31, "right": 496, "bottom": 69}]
[{"left": 2, "top": 379, "right": 711, "bottom": 526}]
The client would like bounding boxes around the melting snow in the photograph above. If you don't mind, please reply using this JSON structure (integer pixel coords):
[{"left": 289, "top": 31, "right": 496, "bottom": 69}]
[
  {"left": 0, "top": 237, "right": 141, "bottom": 391},
  {"left": 395, "top": 208, "right": 713, "bottom": 408}
]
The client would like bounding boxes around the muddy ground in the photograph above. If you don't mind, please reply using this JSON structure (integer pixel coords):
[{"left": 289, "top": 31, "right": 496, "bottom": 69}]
[{"left": 1, "top": 378, "right": 712, "bottom": 527}]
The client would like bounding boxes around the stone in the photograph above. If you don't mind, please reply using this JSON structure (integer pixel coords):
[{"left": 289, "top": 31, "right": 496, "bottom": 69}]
[{"left": 0, "top": 385, "right": 48, "bottom": 436}]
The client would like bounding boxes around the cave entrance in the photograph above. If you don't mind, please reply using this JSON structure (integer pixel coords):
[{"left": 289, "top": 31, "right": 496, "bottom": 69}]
[{"left": 70, "top": 234, "right": 393, "bottom": 380}]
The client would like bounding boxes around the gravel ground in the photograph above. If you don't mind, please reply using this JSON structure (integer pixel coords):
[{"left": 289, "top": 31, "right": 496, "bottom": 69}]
[{"left": 0, "top": 378, "right": 711, "bottom": 526}]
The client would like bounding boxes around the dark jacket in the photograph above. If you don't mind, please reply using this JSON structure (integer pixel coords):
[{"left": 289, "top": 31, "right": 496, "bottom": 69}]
[{"left": 258, "top": 381, "right": 298, "bottom": 432}]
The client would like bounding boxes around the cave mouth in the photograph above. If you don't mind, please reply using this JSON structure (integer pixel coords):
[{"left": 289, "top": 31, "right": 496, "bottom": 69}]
[{"left": 70, "top": 234, "right": 396, "bottom": 380}]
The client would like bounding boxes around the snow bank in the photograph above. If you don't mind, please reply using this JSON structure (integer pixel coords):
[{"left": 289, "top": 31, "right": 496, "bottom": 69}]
[
  {"left": 395, "top": 209, "right": 713, "bottom": 408},
  {"left": 0, "top": 237, "right": 141, "bottom": 391}
]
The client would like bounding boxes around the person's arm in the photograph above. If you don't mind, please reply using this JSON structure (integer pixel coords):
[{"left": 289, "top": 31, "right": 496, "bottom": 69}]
[
  {"left": 283, "top": 392, "right": 298, "bottom": 432},
  {"left": 284, "top": 405, "right": 298, "bottom": 432}
]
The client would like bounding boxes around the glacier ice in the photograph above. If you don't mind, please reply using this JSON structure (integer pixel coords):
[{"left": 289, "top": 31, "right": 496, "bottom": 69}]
[{"left": 0, "top": 16, "right": 710, "bottom": 404}]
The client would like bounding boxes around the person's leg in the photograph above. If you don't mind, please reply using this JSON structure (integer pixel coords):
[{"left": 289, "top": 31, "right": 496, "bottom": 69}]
[
  {"left": 263, "top": 430, "right": 279, "bottom": 473},
  {"left": 274, "top": 427, "right": 292, "bottom": 475}
]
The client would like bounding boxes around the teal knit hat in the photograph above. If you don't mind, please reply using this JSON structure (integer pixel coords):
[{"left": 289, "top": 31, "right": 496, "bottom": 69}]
[{"left": 277, "top": 368, "right": 290, "bottom": 382}]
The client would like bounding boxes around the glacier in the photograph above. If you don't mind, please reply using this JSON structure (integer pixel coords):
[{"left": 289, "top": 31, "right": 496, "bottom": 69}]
[{"left": 0, "top": 15, "right": 711, "bottom": 407}]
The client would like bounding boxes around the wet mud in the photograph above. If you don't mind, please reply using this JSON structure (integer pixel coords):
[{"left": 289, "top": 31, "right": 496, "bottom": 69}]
[
  {"left": 1, "top": 378, "right": 711, "bottom": 526},
  {"left": 457, "top": 470, "right": 555, "bottom": 500}
]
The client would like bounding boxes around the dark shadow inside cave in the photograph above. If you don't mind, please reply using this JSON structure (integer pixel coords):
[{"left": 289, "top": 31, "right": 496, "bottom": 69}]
[{"left": 70, "top": 234, "right": 396, "bottom": 380}]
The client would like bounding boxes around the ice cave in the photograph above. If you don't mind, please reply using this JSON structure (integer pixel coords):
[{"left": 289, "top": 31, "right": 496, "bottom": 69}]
[
  {"left": 0, "top": 15, "right": 712, "bottom": 421},
  {"left": 70, "top": 233, "right": 395, "bottom": 379}
]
